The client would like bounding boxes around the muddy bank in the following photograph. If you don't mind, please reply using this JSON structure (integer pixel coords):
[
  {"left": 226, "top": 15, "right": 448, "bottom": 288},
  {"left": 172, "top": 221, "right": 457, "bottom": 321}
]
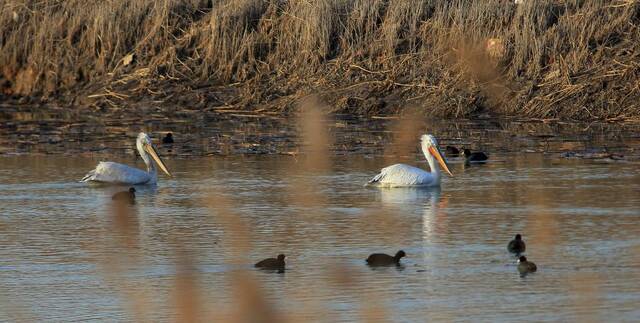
[{"left": 2, "top": 1, "right": 640, "bottom": 120}]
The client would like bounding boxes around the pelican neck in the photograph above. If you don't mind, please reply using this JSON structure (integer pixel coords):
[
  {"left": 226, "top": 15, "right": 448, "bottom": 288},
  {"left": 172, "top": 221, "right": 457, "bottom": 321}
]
[{"left": 421, "top": 142, "right": 441, "bottom": 178}]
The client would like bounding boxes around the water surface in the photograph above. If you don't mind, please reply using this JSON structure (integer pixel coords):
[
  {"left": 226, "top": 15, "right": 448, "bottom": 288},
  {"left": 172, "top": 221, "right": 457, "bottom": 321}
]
[{"left": 1, "top": 149, "right": 639, "bottom": 321}]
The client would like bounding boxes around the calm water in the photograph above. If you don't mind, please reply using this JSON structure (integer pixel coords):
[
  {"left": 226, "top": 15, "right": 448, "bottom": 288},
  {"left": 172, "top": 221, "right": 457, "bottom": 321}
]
[{"left": 1, "top": 150, "right": 639, "bottom": 322}]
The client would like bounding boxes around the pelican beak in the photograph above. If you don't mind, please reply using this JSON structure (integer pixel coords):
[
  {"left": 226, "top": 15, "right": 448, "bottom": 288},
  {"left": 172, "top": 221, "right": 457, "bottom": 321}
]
[
  {"left": 429, "top": 146, "right": 453, "bottom": 176},
  {"left": 144, "top": 143, "right": 172, "bottom": 177}
]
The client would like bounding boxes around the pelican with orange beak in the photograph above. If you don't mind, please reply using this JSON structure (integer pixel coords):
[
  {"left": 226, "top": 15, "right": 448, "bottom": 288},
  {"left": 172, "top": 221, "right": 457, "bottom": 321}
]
[
  {"left": 81, "top": 132, "right": 172, "bottom": 185},
  {"left": 367, "top": 134, "right": 453, "bottom": 187}
]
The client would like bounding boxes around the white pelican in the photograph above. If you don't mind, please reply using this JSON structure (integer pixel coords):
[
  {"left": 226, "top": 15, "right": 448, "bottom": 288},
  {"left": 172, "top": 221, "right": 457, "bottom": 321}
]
[
  {"left": 81, "top": 132, "right": 172, "bottom": 185},
  {"left": 367, "top": 134, "right": 453, "bottom": 187}
]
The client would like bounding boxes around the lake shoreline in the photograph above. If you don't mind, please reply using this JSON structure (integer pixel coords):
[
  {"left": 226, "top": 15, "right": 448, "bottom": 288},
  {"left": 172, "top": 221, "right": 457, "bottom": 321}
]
[{"left": 2, "top": 103, "right": 639, "bottom": 158}]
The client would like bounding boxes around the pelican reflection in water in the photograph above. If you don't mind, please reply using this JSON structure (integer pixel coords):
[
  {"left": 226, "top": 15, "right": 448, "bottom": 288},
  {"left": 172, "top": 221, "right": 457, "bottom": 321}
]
[
  {"left": 377, "top": 187, "right": 442, "bottom": 239},
  {"left": 367, "top": 134, "right": 453, "bottom": 187},
  {"left": 81, "top": 132, "right": 172, "bottom": 185},
  {"left": 377, "top": 187, "right": 442, "bottom": 269}
]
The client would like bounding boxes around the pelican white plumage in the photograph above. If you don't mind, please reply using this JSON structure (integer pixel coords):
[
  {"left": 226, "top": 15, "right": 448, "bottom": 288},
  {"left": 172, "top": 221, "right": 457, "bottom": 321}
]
[
  {"left": 367, "top": 134, "right": 453, "bottom": 187},
  {"left": 81, "top": 132, "right": 172, "bottom": 185}
]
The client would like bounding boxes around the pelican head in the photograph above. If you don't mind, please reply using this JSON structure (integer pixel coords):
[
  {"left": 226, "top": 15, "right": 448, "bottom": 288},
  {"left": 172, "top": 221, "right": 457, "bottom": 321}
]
[
  {"left": 420, "top": 134, "right": 453, "bottom": 176},
  {"left": 136, "top": 132, "right": 172, "bottom": 177}
]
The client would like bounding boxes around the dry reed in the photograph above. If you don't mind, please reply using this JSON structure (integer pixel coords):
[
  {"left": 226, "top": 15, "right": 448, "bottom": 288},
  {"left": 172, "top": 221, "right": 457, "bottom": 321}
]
[{"left": 2, "top": 0, "right": 639, "bottom": 119}]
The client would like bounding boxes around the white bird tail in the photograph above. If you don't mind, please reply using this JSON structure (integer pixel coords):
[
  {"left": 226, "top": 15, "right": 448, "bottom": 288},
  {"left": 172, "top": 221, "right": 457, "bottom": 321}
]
[
  {"left": 366, "top": 172, "right": 385, "bottom": 186},
  {"left": 80, "top": 169, "right": 96, "bottom": 182}
]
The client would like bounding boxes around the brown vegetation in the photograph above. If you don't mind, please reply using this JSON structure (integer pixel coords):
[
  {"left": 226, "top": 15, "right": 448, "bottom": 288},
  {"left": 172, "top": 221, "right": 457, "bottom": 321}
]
[{"left": 1, "top": 0, "right": 640, "bottom": 120}]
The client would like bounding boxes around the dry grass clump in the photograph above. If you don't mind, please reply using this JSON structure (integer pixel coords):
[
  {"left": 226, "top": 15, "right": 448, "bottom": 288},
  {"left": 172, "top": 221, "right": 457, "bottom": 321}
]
[
  {"left": 1, "top": 0, "right": 639, "bottom": 119},
  {"left": 1, "top": 1, "right": 194, "bottom": 94}
]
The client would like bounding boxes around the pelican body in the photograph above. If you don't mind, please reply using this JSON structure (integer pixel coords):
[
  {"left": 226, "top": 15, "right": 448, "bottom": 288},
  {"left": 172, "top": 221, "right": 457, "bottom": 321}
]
[
  {"left": 81, "top": 132, "right": 172, "bottom": 185},
  {"left": 368, "top": 134, "right": 453, "bottom": 187}
]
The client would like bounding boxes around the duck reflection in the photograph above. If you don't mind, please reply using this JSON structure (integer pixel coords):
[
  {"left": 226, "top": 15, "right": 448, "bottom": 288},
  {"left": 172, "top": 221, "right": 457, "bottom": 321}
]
[{"left": 109, "top": 193, "right": 141, "bottom": 250}]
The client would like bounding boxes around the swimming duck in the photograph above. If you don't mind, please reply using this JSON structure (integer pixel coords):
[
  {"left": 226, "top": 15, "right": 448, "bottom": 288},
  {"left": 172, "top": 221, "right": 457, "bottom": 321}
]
[
  {"left": 507, "top": 234, "right": 526, "bottom": 254},
  {"left": 112, "top": 187, "right": 136, "bottom": 204},
  {"left": 462, "top": 149, "right": 488, "bottom": 162},
  {"left": 445, "top": 146, "right": 460, "bottom": 156},
  {"left": 162, "top": 132, "right": 174, "bottom": 144},
  {"left": 255, "top": 254, "right": 286, "bottom": 270},
  {"left": 366, "top": 250, "right": 406, "bottom": 266},
  {"left": 517, "top": 256, "right": 537, "bottom": 274}
]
